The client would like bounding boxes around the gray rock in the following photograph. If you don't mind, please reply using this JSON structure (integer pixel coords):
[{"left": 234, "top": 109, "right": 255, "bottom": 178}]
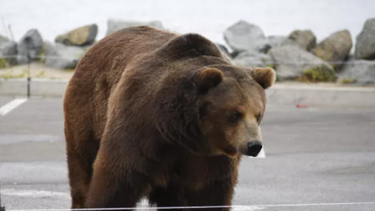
[
  {"left": 267, "top": 36, "right": 288, "bottom": 49},
  {"left": 216, "top": 43, "right": 230, "bottom": 57},
  {"left": 224, "top": 20, "right": 270, "bottom": 53},
  {"left": 287, "top": 29, "right": 316, "bottom": 51},
  {"left": 312, "top": 30, "right": 352, "bottom": 67},
  {"left": 0, "top": 40, "right": 17, "bottom": 65},
  {"left": 338, "top": 59, "right": 375, "bottom": 85},
  {"left": 55, "top": 24, "right": 98, "bottom": 46},
  {"left": 269, "top": 46, "right": 335, "bottom": 81},
  {"left": 45, "top": 43, "right": 87, "bottom": 69},
  {"left": 355, "top": 18, "right": 375, "bottom": 60},
  {"left": 17, "top": 29, "right": 43, "bottom": 64},
  {"left": 106, "top": 19, "right": 164, "bottom": 35},
  {"left": 232, "top": 51, "right": 274, "bottom": 68}
]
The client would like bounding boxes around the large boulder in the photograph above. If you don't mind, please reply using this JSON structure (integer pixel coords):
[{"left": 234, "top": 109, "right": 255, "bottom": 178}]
[
  {"left": 17, "top": 29, "right": 43, "bottom": 64},
  {"left": 338, "top": 59, "right": 375, "bottom": 85},
  {"left": 215, "top": 43, "right": 231, "bottom": 57},
  {"left": 312, "top": 30, "right": 352, "bottom": 67},
  {"left": 55, "top": 24, "right": 98, "bottom": 46},
  {"left": 355, "top": 18, "right": 375, "bottom": 60},
  {"left": 106, "top": 19, "right": 164, "bottom": 35},
  {"left": 267, "top": 35, "right": 288, "bottom": 49},
  {"left": 232, "top": 51, "right": 274, "bottom": 68},
  {"left": 224, "top": 20, "right": 270, "bottom": 53},
  {"left": 45, "top": 42, "right": 87, "bottom": 69},
  {"left": 269, "top": 46, "right": 335, "bottom": 81},
  {"left": 287, "top": 29, "right": 316, "bottom": 51},
  {"left": 0, "top": 40, "right": 17, "bottom": 65}
]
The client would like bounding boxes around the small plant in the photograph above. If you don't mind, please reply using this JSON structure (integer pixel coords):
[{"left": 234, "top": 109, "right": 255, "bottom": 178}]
[
  {"left": 37, "top": 43, "right": 48, "bottom": 63},
  {"left": 300, "top": 66, "right": 337, "bottom": 82},
  {"left": 0, "top": 57, "right": 9, "bottom": 69},
  {"left": 62, "top": 67, "right": 76, "bottom": 71},
  {"left": 0, "top": 70, "right": 27, "bottom": 79},
  {"left": 35, "top": 70, "right": 45, "bottom": 78},
  {"left": 266, "top": 63, "right": 275, "bottom": 69},
  {"left": 339, "top": 78, "right": 356, "bottom": 84}
]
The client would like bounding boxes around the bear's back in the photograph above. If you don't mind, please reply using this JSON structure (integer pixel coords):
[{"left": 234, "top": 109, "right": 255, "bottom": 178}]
[
  {"left": 64, "top": 26, "right": 228, "bottom": 143},
  {"left": 64, "top": 26, "right": 177, "bottom": 141},
  {"left": 71, "top": 26, "right": 176, "bottom": 91}
]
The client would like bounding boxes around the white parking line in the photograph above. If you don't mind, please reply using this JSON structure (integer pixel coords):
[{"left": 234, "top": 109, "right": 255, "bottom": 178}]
[
  {"left": 1, "top": 189, "right": 70, "bottom": 199},
  {"left": 0, "top": 98, "right": 28, "bottom": 116},
  {"left": 256, "top": 148, "right": 266, "bottom": 158},
  {"left": 6, "top": 201, "right": 375, "bottom": 211},
  {"left": 3, "top": 188, "right": 375, "bottom": 211}
]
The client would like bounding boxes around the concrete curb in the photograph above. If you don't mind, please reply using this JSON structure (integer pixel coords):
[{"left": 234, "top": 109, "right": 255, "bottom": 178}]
[
  {"left": 1, "top": 79, "right": 375, "bottom": 108},
  {"left": 267, "top": 84, "right": 375, "bottom": 108},
  {"left": 0, "top": 78, "right": 68, "bottom": 97}
]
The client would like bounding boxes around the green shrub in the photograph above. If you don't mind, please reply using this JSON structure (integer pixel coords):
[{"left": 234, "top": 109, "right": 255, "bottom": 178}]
[
  {"left": 0, "top": 57, "right": 9, "bottom": 69},
  {"left": 339, "top": 78, "right": 356, "bottom": 84},
  {"left": 300, "top": 66, "right": 337, "bottom": 82}
]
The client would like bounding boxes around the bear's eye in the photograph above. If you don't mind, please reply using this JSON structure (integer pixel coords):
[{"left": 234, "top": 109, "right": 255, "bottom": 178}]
[{"left": 228, "top": 112, "right": 243, "bottom": 124}]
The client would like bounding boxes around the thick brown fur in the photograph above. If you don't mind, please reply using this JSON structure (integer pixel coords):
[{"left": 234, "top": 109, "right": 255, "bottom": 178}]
[{"left": 63, "top": 26, "right": 274, "bottom": 210}]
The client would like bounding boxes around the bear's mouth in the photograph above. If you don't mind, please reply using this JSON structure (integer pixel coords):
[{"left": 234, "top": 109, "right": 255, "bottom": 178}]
[{"left": 223, "top": 146, "right": 238, "bottom": 157}]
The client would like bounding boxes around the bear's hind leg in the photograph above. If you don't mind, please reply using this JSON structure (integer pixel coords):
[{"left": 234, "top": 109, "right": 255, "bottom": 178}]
[{"left": 66, "top": 136, "right": 99, "bottom": 208}]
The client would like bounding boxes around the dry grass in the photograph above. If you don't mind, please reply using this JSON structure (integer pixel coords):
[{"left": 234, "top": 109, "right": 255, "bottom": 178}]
[{"left": 0, "top": 62, "right": 74, "bottom": 80}]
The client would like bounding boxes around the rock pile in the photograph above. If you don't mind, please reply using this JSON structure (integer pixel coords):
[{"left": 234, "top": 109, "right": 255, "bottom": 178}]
[
  {"left": 1, "top": 17, "right": 374, "bottom": 85},
  {"left": 0, "top": 19, "right": 165, "bottom": 70},
  {"left": 222, "top": 19, "right": 375, "bottom": 85}
]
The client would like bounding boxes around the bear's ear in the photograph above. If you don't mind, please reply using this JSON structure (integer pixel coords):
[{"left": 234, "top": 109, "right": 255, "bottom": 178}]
[
  {"left": 250, "top": 67, "right": 276, "bottom": 89},
  {"left": 196, "top": 68, "right": 223, "bottom": 94}
]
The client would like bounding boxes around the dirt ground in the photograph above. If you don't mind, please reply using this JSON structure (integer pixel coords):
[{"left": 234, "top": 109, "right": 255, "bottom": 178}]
[{"left": 0, "top": 62, "right": 74, "bottom": 80}]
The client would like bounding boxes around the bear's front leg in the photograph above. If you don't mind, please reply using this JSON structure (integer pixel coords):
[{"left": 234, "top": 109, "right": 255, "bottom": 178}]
[
  {"left": 184, "top": 178, "right": 235, "bottom": 211},
  {"left": 85, "top": 152, "right": 152, "bottom": 210}
]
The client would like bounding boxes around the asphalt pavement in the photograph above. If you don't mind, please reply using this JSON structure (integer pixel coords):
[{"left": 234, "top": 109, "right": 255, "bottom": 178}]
[{"left": 0, "top": 96, "right": 375, "bottom": 211}]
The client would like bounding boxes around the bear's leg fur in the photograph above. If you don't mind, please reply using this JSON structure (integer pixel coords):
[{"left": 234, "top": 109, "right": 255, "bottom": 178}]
[
  {"left": 64, "top": 91, "right": 100, "bottom": 208},
  {"left": 85, "top": 151, "right": 152, "bottom": 209},
  {"left": 148, "top": 185, "right": 186, "bottom": 210},
  {"left": 66, "top": 143, "right": 97, "bottom": 208},
  {"left": 184, "top": 178, "right": 236, "bottom": 211}
]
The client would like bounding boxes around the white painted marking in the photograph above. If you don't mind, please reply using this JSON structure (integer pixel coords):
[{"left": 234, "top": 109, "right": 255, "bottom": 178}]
[
  {"left": 232, "top": 206, "right": 265, "bottom": 211},
  {"left": 1, "top": 189, "right": 70, "bottom": 199},
  {"left": 7, "top": 202, "right": 375, "bottom": 211},
  {"left": 5, "top": 190, "right": 375, "bottom": 210},
  {"left": 5, "top": 201, "right": 375, "bottom": 211},
  {"left": 260, "top": 201, "right": 375, "bottom": 207},
  {"left": 135, "top": 199, "right": 264, "bottom": 210},
  {"left": 0, "top": 98, "right": 27, "bottom": 116},
  {"left": 256, "top": 148, "right": 266, "bottom": 158}
]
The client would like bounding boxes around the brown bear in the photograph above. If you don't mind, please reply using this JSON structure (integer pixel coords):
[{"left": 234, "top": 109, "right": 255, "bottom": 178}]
[{"left": 63, "top": 26, "right": 275, "bottom": 210}]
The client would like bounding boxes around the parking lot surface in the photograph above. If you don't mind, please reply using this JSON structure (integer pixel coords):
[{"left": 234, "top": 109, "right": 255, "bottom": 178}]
[{"left": 1, "top": 97, "right": 375, "bottom": 211}]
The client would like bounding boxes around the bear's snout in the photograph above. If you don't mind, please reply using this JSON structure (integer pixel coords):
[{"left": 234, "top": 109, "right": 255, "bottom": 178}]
[{"left": 246, "top": 140, "right": 262, "bottom": 157}]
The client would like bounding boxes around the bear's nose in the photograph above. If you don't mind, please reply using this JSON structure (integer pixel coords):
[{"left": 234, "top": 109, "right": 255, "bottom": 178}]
[{"left": 247, "top": 141, "right": 262, "bottom": 157}]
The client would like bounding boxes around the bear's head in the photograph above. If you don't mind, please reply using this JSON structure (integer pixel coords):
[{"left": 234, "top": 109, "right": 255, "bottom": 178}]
[
  {"left": 156, "top": 66, "right": 275, "bottom": 158},
  {"left": 154, "top": 34, "right": 275, "bottom": 158},
  {"left": 195, "top": 66, "right": 275, "bottom": 157}
]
